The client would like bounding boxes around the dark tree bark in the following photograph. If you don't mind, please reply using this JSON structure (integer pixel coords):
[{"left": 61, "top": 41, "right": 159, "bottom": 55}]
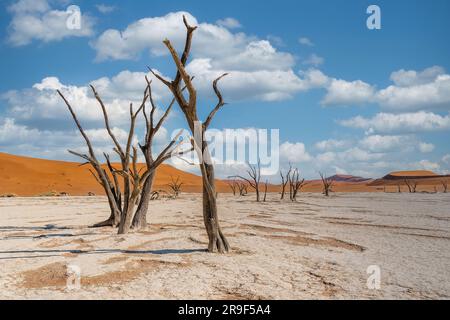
[
  {"left": 442, "top": 180, "right": 448, "bottom": 193},
  {"left": 131, "top": 171, "right": 155, "bottom": 230},
  {"left": 263, "top": 180, "right": 268, "bottom": 202},
  {"left": 404, "top": 179, "right": 418, "bottom": 193},
  {"left": 280, "top": 166, "right": 292, "bottom": 200},
  {"left": 289, "top": 168, "right": 306, "bottom": 201},
  {"left": 319, "top": 172, "right": 333, "bottom": 197}
]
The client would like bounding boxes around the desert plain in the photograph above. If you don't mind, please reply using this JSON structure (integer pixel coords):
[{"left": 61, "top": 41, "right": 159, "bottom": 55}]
[{"left": 0, "top": 191, "right": 449, "bottom": 300}]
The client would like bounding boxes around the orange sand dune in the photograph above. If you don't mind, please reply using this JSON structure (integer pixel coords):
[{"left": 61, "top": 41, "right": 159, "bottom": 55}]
[
  {"left": 1, "top": 152, "right": 448, "bottom": 196},
  {"left": 0, "top": 152, "right": 229, "bottom": 196},
  {"left": 386, "top": 170, "right": 438, "bottom": 178}
]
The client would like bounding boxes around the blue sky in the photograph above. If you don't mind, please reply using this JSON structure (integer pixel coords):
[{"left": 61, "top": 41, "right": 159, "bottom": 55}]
[{"left": 0, "top": 0, "right": 449, "bottom": 179}]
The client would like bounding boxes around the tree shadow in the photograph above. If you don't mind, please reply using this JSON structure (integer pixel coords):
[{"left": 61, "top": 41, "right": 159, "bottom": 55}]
[{"left": 0, "top": 248, "right": 206, "bottom": 260}]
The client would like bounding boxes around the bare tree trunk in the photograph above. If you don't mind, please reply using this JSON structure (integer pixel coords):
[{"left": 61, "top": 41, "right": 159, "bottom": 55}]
[
  {"left": 263, "top": 180, "right": 268, "bottom": 202},
  {"left": 203, "top": 161, "right": 229, "bottom": 253},
  {"left": 131, "top": 171, "right": 155, "bottom": 230}
]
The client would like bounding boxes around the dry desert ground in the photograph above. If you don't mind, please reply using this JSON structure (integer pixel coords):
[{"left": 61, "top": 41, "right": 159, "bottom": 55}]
[{"left": 0, "top": 192, "right": 449, "bottom": 299}]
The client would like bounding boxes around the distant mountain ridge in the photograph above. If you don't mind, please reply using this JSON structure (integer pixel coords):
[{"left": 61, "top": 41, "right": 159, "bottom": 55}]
[{"left": 326, "top": 174, "right": 372, "bottom": 183}]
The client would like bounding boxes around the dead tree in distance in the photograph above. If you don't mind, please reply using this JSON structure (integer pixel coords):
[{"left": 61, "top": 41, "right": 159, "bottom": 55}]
[
  {"left": 168, "top": 176, "right": 183, "bottom": 198},
  {"left": 280, "top": 166, "right": 292, "bottom": 200},
  {"left": 441, "top": 180, "right": 448, "bottom": 193},
  {"left": 237, "top": 182, "right": 248, "bottom": 196},
  {"left": 263, "top": 180, "right": 269, "bottom": 202},
  {"left": 230, "top": 160, "right": 262, "bottom": 202},
  {"left": 404, "top": 179, "right": 418, "bottom": 193},
  {"left": 289, "top": 168, "right": 306, "bottom": 201},
  {"left": 319, "top": 172, "right": 333, "bottom": 197},
  {"left": 151, "top": 16, "right": 229, "bottom": 252},
  {"left": 227, "top": 180, "right": 238, "bottom": 196}
]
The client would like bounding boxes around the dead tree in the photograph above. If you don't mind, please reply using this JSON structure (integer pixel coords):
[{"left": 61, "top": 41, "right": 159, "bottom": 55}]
[
  {"left": 397, "top": 184, "right": 402, "bottom": 193},
  {"left": 280, "top": 166, "right": 292, "bottom": 200},
  {"left": 151, "top": 16, "right": 229, "bottom": 252},
  {"left": 59, "top": 81, "right": 184, "bottom": 234},
  {"left": 227, "top": 180, "right": 238, "bottom": 196},
  {"left": 131, "top": 78, "right": 191, "bottom": 230},
  {"left": 263, "top": 180, "right": 268, "bottom": 202},
  {"left": 237, "top": 182, "right": 248, "bottom": 196},
  {"left": 441, "top": 180, "right": 448, "bottom": 193},
  {"left": 404, "top": 179, "right": 418, "bottom": 193},
  {"left": 319, "top": 172, "right": 333, "bottom": 197},
  {"left": 289, "top": 168, "right": 306, "bottom": 201},
  {"left": 58, "top": 91, "right": 121, "bottom": 228},
  {"left": 168, "top": 176, "right": 183, "bottom": 198},
  {"left": 231, "top": 160, "right": 262, "bottom": 202}
]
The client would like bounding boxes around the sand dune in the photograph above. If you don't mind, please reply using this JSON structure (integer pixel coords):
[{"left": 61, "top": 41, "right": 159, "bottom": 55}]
[
  {"left": 1, "top": 152, "right": 449, "bottom": 196},
  {"left": 0, "top": 152, "right": 229, "bottom": 196}
]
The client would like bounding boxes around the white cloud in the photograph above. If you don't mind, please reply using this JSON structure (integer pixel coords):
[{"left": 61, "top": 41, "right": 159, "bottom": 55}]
[
  {"left": 442, "top": 154, "right": 450, "bottom": 165},
  {"left": 91, "top": 12, "right": 251, "bottom": 61},
  {"left": 216, "top": 17, "right": 242, "bottom": 29},
  {"left": 303, "top": 53, "right": 324, "bottom": 67},
  {"left": 0, "top": 117, "right": 138, "bottom": 160},
  {"left": 315, "top": 139, "right": 349, "bottom": 151},
  {"left": 322, "top": 78, "right": 375, "bottom": 106},
  {"left": 184, "top": 60, "right": 325, "bottom": 101},
  {"left": 339, "top": 111, "right": 450, "bottom": 133},
  {"left": 377, "top": 73, "right": 450, "bottom": 111},
  {"left": 299, "top": 37, "right": 314, "bottom": 46},
  {"left": 358, "top": 135, "right": 415, "bottom": 153},
  {"left": 323, "top": 66, "right": 450, "bottom": 111},
  {"left": 415, "top": 160, "right": 441, "bottom": 172},
  {"left": 280, "top": 142, "right": 312, "bottom": 163},
  {"left": 7, "top": 0, "right": 95, "bottom": 46},
  {"left": 90, "top": 11, "right": 328, "bottom": 102},
  {"left": 418, "top": 142, "right": 435, "bottom": 153},
  {"left": 389, "top": 66, "right": 445, "bottom": 87},
  {"left": 1, "top": 72, "right": 168, "bottom": 125},
  {"left": 95, "top": 4, "right": 116, "bottom": 14},
  {"left": 266, "top": 35, "right": 285, "bottom": 47}
]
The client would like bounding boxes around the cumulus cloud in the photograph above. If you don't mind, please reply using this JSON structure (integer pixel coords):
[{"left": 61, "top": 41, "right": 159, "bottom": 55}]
[
  {"left": 322, "top": 78, "right": 375, "bottom": 106},
  {"left": 216, "top": 17, "right": 242, "bottom": 29},
  {"left": 338, "top": 111, "right": 450, "bottom": 134},
  {"left": 303, "top": 53, "right": 324, "bottom": 67},
  {"left": 315, "top": 139, "right": 350, "bottom": 151},
  {"left": 418, "top": 142, "right": 435, "bottom": 153},
  {"left": 323, "top": 66, "right": 450, "bottom": 111},
  {"left": 358, "top": 135, "right": 416, "bottom": 153},
  {"left": 90, "top": 11, "right": 331, "bottom": 102},
  {"left": 299, "top": 37, "right": 314, "bottom": 46},
  {"left": 0, "top": 117, "right": 139, "bottom": 160},
  {"left": 415, "top": 160, "right": 441, "bottom": 172},
  {"left": 442, "top": 154, "right": 450, "bottom": 165},
  {"left": 279, "top": 142, "right": 312, "bottom": 163},
  {"left": 7, "top": 0, "right": 95, "bottom": 46},
  {"left": 95, "top": 4, "right": 116, "bottom": 14},
  {"left": 91, "top": 12, "right": 252, "bottom": 61},
  {"left": 1, "top": 72, "right": 168, "bottom": 126},
  {"left": 184, "top": 60, "right": 325, "bottom": 101}
]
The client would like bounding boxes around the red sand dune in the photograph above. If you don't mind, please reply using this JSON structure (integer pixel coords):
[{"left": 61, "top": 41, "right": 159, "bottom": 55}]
[
  {"left": 1, "top": 152, "right": 449, "bottom": 196},
  {"left": 0, "top": 152, "right": 229, "bottom": 196}
]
